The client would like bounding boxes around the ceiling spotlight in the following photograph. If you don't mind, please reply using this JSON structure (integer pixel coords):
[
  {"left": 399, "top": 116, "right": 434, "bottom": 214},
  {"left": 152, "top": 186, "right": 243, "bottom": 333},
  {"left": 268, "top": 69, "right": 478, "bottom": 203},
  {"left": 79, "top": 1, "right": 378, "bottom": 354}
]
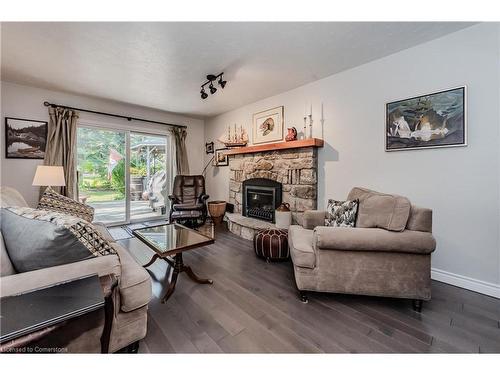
[
  {"left": 218, "top": 77, "right": 227, "bottom": 89},
  {"left": 200, "top": 72, "right": 226, "bottom": 100}
]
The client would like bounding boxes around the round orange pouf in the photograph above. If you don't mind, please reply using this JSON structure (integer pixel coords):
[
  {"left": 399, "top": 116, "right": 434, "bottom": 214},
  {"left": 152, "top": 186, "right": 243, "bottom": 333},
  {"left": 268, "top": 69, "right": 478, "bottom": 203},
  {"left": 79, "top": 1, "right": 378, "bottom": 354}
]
[{"left": 253, "top": 228, "right": 289, "bottom": 262}]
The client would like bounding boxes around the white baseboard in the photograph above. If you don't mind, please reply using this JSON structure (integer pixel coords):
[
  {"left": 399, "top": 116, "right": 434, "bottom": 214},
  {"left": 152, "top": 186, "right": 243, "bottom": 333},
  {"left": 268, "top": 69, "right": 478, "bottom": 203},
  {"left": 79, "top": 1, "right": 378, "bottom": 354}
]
[{"left": 431, "top": 268, "right": 500, "bottom": 299}]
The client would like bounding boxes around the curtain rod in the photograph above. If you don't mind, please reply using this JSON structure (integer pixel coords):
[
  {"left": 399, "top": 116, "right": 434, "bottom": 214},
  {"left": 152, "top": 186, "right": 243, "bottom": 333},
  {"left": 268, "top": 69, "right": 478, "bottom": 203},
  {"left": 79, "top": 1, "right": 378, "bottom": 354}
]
[{"left": 43, "top": 101, "right": 187, "bottom": 129}]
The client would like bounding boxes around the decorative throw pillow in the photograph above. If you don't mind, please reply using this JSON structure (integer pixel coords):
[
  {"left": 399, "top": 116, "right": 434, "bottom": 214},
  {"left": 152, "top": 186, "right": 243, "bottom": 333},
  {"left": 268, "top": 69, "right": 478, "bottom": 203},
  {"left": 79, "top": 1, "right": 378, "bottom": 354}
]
[
  {"left": 38, "top": 187, "right": 94, "bottom": 222},
  {"left": 1, "top": 207, "right": 115, "bottom": 273},
  {"left": 324, "top": 199, "right": 359, "bottom": 227},
  {"left": 347, "top": 187, "right": 411, "bottom": 232}
]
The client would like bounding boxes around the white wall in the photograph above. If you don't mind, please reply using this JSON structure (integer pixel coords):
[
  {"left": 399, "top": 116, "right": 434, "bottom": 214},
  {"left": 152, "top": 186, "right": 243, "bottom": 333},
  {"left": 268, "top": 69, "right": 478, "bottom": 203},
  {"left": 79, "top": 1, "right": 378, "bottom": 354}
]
[
  {"left": 205, "top": 24, "right": 500, "bottom": 295},
  {"left": 1, "top": 81, "right": 205, "bottom": 207}
]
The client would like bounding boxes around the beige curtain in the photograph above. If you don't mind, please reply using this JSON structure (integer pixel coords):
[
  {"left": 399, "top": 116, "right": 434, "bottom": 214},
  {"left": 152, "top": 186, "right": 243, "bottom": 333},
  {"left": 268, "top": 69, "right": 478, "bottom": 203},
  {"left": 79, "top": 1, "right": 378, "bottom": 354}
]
[
  {"left": 42, "top": 107, "right": 79, "bottom": 198},
  {"left": 171, "top": 127, "right": 190, "bottom": 175}
]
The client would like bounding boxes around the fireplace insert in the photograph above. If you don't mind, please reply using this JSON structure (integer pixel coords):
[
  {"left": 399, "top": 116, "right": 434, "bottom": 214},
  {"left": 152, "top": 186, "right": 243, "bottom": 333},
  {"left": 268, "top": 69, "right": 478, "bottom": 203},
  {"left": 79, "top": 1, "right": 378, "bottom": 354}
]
[{"left": 242, "top": 178, "right": 282, "bottom": 222}]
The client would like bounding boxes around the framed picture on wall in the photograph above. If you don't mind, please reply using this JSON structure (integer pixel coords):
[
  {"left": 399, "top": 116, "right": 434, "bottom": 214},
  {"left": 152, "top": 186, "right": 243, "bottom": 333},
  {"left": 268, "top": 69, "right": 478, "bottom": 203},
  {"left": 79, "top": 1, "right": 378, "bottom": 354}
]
[
  {"left": 205, "top": 141, "right": 214, "bottom": 154},
  {"left": 5, "top": 117, "right": 48, "bottom": 159},
  {"left": 252, "top": 106, "right": 284, "bottom": 144},
  {"left": 385, "top": 86, "right": 466, "bottom": 151},
  {"left": 213, "top": 148, "right": 229, "bottom": 166}
]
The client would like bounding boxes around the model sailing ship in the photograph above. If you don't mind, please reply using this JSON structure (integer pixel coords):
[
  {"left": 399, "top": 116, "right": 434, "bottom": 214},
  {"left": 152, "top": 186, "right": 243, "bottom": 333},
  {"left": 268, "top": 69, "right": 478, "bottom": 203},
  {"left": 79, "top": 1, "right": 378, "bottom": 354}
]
[{"left": 218, "top": 124, "right": 248, "bottom": 148}]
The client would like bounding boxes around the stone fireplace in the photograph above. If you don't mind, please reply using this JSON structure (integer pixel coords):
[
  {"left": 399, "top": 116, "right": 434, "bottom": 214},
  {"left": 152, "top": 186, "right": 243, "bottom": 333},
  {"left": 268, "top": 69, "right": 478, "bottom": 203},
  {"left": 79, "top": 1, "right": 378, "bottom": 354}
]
[{"left": 225, "top": 145, "right": 319, "bottom": 239}]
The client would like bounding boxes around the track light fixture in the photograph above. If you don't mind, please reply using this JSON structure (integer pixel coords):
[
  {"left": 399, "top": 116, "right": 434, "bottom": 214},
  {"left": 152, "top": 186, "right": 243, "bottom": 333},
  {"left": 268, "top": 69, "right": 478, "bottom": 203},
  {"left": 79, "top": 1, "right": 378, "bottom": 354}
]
[
  {"left": 200, "top": 72, "right": 226, "bottom": 99},
  {"left": 218, "top": 76, "right": 227, "bottom": 89}
]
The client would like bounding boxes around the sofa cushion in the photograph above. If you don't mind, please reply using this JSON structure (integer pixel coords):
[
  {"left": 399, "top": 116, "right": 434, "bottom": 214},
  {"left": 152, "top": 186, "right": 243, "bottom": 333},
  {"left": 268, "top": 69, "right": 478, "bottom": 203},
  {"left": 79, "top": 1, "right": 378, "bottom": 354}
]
[
  {"left": 0, "top": 231, "right": 16, "bottom": 276},
  {"left": 38, "top": 187, "right": 94, "bottom": 222},
  {"left": 112, "top": 244, "right": 152, "bottom": 312},
  {"left": 347, "top": 187, "right": 411, "bottom": 232},
  {"left": 1, "top": 207, "right": 115, "bottom": 273},
  {"left": 288, "top": 225, "right": 316, "bottom": 268},
  {"left": 406, "top": 205, "right": 433, "bottom": 232},
  {"left": 325, "top": 199, "right": 358, "bottom": 227},
  {"left": 314, "top": 227, "right": 436, "bottom": 254}
]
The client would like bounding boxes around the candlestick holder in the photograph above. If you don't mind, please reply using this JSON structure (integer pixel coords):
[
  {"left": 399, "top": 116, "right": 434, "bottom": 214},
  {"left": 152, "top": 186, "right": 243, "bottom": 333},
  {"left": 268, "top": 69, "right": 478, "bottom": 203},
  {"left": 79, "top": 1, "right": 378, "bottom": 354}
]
[
  {"left": 308, "top": 114, "right": 313, "bottom": 139},
  {"left": 303, "top": 116, "right": 307, "bottom": 140}
]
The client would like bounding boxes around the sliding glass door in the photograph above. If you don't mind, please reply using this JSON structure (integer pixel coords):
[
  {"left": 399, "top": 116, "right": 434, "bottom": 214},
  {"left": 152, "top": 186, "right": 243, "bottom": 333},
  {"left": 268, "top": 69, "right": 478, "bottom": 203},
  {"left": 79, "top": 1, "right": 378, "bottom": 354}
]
[
  {"left": 77, "top": 126, "right": 171, "bottom": 225},
  {"left": 129, "top": 133, "right": 168, "bottom": 221},
  {"left": 77, "top": 127, "right": 127, "bottom": 223}
]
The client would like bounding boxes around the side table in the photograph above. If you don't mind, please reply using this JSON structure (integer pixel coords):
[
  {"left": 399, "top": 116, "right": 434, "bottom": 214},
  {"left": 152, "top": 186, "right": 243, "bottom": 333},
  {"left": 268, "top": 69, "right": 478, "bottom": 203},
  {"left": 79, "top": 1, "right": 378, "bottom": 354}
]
[{"left": 0, "top": 274, "right": 117, "bottom": 353}]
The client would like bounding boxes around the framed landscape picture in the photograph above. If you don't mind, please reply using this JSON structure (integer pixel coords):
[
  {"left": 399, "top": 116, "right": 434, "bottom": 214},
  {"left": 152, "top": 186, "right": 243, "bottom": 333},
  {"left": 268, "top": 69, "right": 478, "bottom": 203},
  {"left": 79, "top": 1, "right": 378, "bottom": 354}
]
[
  {"left": 252, "top": 106, "right": 284, "bottom": 145},
  {"left": 385, "top": 86, "right": 466, "bottom": 151},
  {"left": 5, "top": 117, "right": 48, "bottom": 159}
]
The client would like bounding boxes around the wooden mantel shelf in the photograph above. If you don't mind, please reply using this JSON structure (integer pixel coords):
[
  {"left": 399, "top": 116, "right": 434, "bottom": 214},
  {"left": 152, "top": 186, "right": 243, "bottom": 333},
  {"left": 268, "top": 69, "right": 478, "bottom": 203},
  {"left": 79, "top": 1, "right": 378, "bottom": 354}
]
[{"left": 223, "top": 138, "right": 324, "bottom": 156}]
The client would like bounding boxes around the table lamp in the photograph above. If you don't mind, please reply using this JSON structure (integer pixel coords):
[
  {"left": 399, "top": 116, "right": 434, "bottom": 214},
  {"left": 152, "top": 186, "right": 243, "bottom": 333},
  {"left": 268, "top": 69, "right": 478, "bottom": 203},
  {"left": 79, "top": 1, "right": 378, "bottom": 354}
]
[{"left": 32, "top": 165, "right": 66, "bottom": 190}]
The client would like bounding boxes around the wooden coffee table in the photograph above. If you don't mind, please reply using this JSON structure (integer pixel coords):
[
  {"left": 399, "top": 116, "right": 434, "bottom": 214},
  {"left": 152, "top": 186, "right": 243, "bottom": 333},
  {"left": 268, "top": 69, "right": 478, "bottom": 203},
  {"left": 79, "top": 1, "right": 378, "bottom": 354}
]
[{"left": 132, "top": 223, "right": 214, "bottom": 303}]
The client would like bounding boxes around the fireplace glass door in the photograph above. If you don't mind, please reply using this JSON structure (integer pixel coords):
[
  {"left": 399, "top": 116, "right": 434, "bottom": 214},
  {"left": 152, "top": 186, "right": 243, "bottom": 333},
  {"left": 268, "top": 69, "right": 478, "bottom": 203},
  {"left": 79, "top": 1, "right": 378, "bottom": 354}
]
[
  {"left": 246, "top": 187, "right": 276, "bottom": 221},
  {"left": 242, "top": 178, "right": 282, "bottom": 222}
]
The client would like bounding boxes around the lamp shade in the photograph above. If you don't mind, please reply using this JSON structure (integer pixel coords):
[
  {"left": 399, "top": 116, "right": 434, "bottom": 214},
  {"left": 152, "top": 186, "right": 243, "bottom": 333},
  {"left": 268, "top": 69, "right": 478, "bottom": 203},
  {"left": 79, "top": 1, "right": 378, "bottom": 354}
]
[{"left": 32, "top": 166, "right": 66, "bottom": 187}]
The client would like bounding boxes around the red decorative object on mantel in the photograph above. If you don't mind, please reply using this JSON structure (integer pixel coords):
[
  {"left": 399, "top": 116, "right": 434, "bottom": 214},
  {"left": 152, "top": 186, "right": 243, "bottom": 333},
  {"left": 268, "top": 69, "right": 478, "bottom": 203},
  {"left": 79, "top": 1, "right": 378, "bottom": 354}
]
[{"left": 285, "top": 127, "right": 298, "bottom": 142}]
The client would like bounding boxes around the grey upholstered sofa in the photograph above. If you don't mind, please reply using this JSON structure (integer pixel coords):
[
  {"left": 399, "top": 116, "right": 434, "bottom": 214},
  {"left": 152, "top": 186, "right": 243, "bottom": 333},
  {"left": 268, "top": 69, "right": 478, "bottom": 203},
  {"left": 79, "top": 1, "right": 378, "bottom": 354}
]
[
  {"left": 288, "top": 187, "right": 436, "bottom": 311},
  {"left": 0, "top": 187, "right": 151, "bottom": 352}
]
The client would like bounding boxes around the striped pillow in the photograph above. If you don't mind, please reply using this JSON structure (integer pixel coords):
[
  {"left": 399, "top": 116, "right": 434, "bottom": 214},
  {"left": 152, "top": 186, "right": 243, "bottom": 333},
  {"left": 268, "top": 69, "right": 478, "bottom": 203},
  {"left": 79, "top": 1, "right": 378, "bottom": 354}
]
[{"left": 38, "top": 187, "right": 94, "bottom": 222}]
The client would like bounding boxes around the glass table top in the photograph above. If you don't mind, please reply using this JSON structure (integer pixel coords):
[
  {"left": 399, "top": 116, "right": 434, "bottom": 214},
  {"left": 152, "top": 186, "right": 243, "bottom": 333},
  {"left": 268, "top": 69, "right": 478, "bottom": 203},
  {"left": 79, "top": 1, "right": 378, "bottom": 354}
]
[{"left": 132, "top": 223, "right": 214, "bottom": 255}]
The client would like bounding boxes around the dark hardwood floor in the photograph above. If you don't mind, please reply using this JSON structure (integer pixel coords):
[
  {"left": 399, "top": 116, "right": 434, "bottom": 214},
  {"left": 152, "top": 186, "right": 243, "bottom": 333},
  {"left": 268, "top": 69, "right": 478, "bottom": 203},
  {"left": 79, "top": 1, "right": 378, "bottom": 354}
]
[{"left": 119, "top": 226, "right": 500, "bottom": 353}]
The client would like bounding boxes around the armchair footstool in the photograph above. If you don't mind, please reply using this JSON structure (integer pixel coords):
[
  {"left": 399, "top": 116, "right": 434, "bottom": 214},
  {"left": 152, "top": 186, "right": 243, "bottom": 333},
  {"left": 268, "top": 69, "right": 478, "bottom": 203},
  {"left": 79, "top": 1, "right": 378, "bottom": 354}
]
[{"left": 170, "top": 210, "right": 202, "bottom": 228}]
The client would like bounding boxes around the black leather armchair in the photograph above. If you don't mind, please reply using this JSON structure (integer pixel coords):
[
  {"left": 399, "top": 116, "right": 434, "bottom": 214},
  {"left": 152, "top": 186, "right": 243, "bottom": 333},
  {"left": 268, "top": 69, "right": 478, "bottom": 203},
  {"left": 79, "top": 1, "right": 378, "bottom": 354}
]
[{"left": 168, "top": 175, "right": 209, "bottom": 227}]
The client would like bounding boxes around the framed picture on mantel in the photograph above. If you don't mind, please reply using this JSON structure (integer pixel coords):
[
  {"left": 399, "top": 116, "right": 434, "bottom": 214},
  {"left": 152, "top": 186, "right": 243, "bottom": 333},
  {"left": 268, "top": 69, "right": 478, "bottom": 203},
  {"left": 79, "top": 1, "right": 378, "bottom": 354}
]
[{"left": 252, "top": 106, "right": 284, "bottom": 145}]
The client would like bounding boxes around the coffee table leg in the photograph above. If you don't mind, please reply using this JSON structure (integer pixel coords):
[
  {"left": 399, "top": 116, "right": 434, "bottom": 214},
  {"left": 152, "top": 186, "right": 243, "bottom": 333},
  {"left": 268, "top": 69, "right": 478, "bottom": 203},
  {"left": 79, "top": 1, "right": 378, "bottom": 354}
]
[
  {"left": 143, "top": 254, "right": 159, "bottom": 268},
  {"left": 183, "top": 264, "right": 213, "bottom": 285},
  {"left": 161, "top": 254, "right": 181, "bottom": 303},
  {"left": 161, "top": 253, "right": 213, "bottom": 303}
]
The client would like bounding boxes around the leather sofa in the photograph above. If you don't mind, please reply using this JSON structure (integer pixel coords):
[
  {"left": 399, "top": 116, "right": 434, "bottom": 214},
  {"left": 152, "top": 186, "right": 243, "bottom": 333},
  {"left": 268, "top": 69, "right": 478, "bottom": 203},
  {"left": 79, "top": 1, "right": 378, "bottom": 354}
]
[
  {"left": 0, "top": 187, "right": 151, "bottom": 352},
  {"left": 288, "top": 187, "right": 436, "bottom": 311}
]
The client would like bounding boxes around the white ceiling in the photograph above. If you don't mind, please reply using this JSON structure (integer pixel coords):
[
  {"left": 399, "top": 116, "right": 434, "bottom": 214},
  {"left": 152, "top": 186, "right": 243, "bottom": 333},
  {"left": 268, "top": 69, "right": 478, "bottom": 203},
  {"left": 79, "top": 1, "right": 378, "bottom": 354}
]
[{"left": 1, "top": 22, "right": 474, "bottom": 118}]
